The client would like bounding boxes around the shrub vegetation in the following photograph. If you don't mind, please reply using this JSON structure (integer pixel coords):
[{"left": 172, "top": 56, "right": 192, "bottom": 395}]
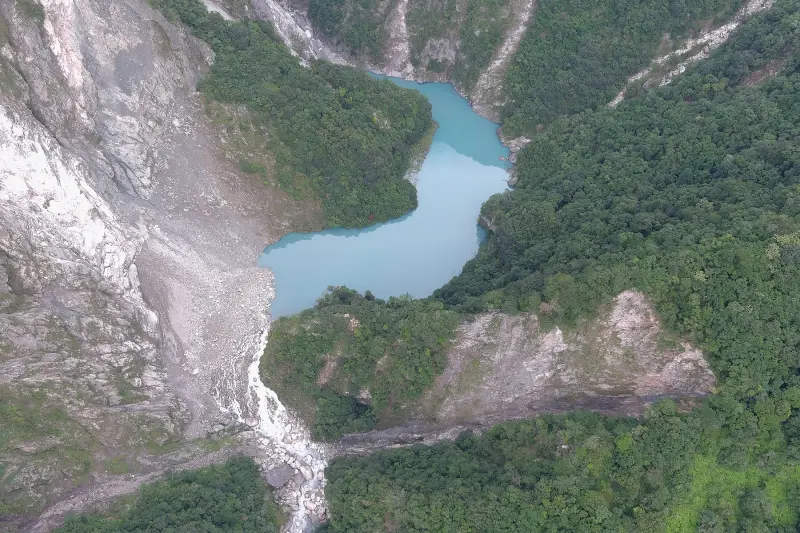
[
  {"left": 151, "top": 0, "right": 433, "bottom": 228},
  {"left": 55, "top": 457, "right": 283, "bottom": 533}
]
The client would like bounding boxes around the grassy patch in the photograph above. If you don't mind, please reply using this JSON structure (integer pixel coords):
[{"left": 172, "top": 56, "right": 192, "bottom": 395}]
[
  {"left": 0, "top": 11, "right": 9, "bottom": 43},
  {"left": 666, "top": 454, "right": 800, "bottom": 532},
  {"left": 151, "top": 19, "right": 174, "bottom": 59},
  {"left": 203, "top": 99, "right": 317, "bottom": 204},
  {"left": 0, "top": 385, "right": 72, "bottom": 452},
  {"left": 656, "top": 331, "right": 683, "bottom": 351},
  {"left": 112, "top": 369, "right": 148, "bottom": 406},
  {"left": 104, "top": 457, "right": 136, "bottom": 475},
  {"left": 194, "top": 435, "right": 236, "bottom": 452}
]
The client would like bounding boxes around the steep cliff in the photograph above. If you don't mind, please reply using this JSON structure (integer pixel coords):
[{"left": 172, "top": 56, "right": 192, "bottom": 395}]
[
  {"left": 298, "top": 0, "right": 534, "bottom": 119},
  {"left": 0, "top": 0, "right": 321, "bottom": 529},
  {"left": 424, "top": 291, "right": 714, "bottom": 426}
]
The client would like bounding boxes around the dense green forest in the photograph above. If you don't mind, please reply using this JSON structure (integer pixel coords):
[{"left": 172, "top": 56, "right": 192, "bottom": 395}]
[
  {"left": 150, "top": 0, "right": 433, "bottom": 228},
  {"left": 55, "top": 457, "right": 283, "bottom": 532},
  {"left": 321, "top": 2, "right": 800, "bottom": 532},
  {"left": 326, "top": 406, "right": 800, "bottom": 532},
  {"left": 261, "top": 287, "right": 459, "bottom": 440},
  {"left": 502, "top": 0, "right": 741, "bottom": 137},
  {"left": 308, "top": 0, "right": 389, "bottom": 61},
  {"left": 435, "top": 0, "right": 800, "bottom": 383}
]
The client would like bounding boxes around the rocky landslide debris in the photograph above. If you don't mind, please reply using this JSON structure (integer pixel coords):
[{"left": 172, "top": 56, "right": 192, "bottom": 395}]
[
  {"left": 426, "top": 291, "right": 715, "bottom": 425},
  {"left": 0, "top": 0, "right": 323, "bottom": 531},
  {"left": 470, "top": 0, "right": 536, "bottom": 121},
  {"left": 609, "top": 0, "right": 775, "bottom": 106}
]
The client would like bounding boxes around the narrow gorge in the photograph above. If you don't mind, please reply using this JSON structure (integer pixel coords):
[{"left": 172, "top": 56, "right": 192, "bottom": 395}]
[{"left": 1, "top": 0, "right": 796, "bottom": 532}]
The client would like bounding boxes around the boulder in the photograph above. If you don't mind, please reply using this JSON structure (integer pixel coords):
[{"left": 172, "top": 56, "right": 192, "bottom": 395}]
[{"left": 265, "top": 463, "right": 296, "bottom": 489}]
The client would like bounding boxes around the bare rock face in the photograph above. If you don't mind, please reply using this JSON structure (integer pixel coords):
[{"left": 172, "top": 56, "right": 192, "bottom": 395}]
[
  {"left": 468, "top": 0, "right": 536, "bottom": 121},
  {"left": 265, "top": 463, "right": 297, "bottom": 488},
  {"left": 0, "top": 99, "right": 186, "bottom": 519},
  {"left": 425, "top": 291, "right": 715, "bottom": 425},
  {"left": 249, "top": 0, "right": 346, "bottom": 63},
  {"left": 245, "top": 0, "right": 516, "bottom": 114},
  {"left": 0, "top": 0, "right": 316, "bottom": 527},
  {"left": 337, "top": 290, "right": 715, "bottom": 454}
]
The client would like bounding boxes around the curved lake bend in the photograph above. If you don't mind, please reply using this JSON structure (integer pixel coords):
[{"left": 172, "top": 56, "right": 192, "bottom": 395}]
[{"left": 259, "top": 79, "right": 510, "bottom": 317}]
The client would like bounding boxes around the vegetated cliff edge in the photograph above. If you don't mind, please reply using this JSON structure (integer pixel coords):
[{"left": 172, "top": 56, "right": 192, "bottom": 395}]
[
  {"left": 263, "top": 289, "right": 716, "bottom": 454},
  {"left": 240, "top": 0, "right": 535, "bottom": 121},
  {"left": 244, "top": 0, "right": 773, "bottom": 131}
]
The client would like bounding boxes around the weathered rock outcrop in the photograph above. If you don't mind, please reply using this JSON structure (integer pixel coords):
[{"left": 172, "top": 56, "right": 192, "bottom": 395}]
[
  {"left": 249, "top": 0, "right": 345, "bottom": 63},
  {"left": 608, "top": 0, "right": 774, "bottom": 106},
  {"left": 246, "top": 0, "right": 525, "bottom": 118},
  {"left": 0, "top": 0, "right": 322, "bottom": 530},
  {"left": 468, "top": 0, "right": 535, "bottom": 120},
  {"left": 426, "top": 291, "right": 714, "bottom": 424},
  {"left": 340, "top": 291, "right": 715, "bottom": 451}
]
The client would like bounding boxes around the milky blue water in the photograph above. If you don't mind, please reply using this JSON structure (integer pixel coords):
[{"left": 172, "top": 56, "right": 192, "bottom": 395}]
[{"left": 259, "top": 78, "right": 510, "bottom": 317}]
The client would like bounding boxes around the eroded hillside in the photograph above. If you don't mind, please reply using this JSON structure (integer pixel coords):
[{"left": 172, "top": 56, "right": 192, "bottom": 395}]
[
  {"left": 262, "top": 289, "right": 716, "bottom": 449},
  {"left": 424, "top": 291, "right": 714, "bottom": 425},
  {"left": 0, "top": 0, "right": 322, "bottom": 528}
]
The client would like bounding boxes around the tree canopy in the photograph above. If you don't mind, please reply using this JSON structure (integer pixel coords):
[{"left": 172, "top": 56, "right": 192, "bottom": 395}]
[
  {"left": 322, "top": 3, "right": 800, "bottom": 531},
  {"left": 261, "top": 287, "right": 459, "bottom": 440},
  {"left": 55, "top": 457, "right": 283, "bottom": 533},
  {"left": 151, "top": 0, "right": 433, "bottom": 228},
  {"left": 502, "top": 0, "right": 741, "bottom": 137},
  {"left": 308, "top": 0, "right": 389, "bottom": 61}
]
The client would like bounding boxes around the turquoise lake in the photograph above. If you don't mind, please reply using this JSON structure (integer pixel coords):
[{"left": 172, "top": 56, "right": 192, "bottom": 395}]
[{"left": 259, "top": 78, "right": 510, "bottom": 317}]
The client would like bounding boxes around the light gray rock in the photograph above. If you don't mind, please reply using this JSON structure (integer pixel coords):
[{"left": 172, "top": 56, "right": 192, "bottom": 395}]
[
  {"left": 265, "top": 463, "right": 296, "bottom": 489},
  {"left": 0, "top": 0, "right": 314, "bottom": 527}
]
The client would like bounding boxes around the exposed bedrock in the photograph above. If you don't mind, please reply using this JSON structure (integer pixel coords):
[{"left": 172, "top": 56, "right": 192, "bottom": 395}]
[
  {"left": 339, "top": 291, "right": 715, "bottom": 453},
  {"left": 1, "top": 0, "right": 319, "bottom": 529}
]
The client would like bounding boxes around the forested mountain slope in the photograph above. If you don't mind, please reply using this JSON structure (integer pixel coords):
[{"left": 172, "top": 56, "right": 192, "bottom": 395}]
[
  {"left": 293, "top": 0, "right": 757, "bottom": 124},
  {"left": 318, "top": 2, "right": 800, "bottom": 532},
  {"left": 499, "top": 0, "right": 743, "bottom": 136},
  {"left": 2, "top": 0, "right": 797, "bottom": 531}
]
